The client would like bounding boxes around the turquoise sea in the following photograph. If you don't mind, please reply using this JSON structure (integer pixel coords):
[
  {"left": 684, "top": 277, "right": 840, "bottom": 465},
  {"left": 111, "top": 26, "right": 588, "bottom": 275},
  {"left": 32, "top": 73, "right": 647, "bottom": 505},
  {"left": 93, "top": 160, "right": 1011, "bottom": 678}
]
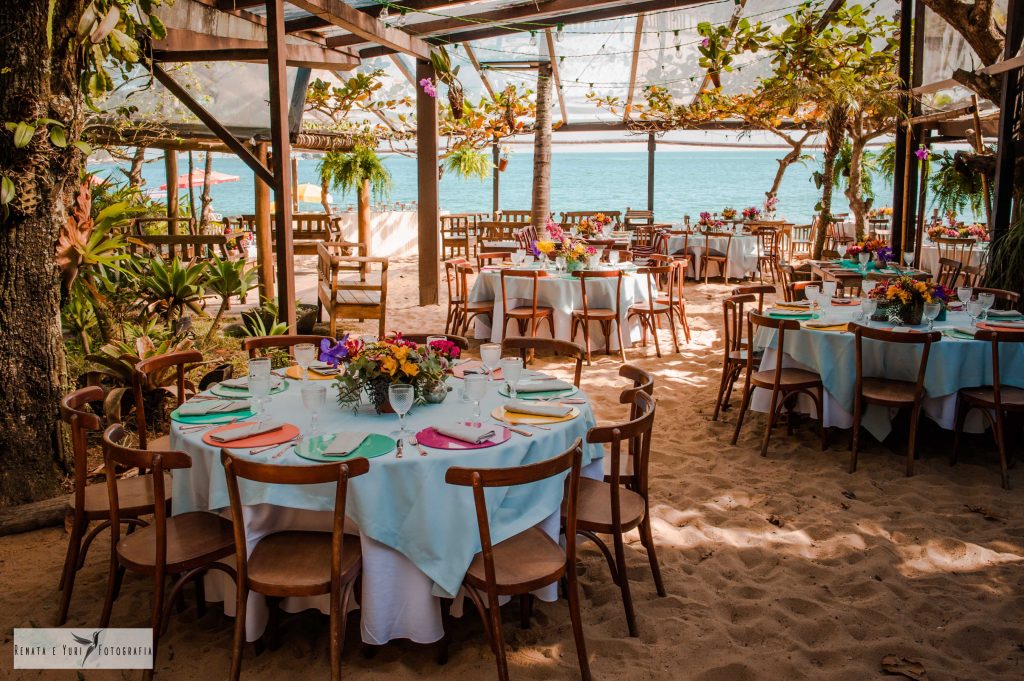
[{"left": 91, "top": 148, "right": 894, "bottom": 225}]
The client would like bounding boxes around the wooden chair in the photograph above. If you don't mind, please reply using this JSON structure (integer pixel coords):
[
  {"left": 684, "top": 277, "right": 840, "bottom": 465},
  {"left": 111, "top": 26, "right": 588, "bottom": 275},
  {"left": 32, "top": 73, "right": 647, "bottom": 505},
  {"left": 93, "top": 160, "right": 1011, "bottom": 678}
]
[
  {"left": 444, "top": 440, "right": 591, "bottom": 681},
  {"left": 959, "top": 263, "right": 985, "bottom": 288},
  {"left": 317, "top": 243, "right": 388, "bottom": 339},
  {"left": 846, "top": 323, "right": 940, "bottom": 476},
  {"left": 627, "top": 265, "right": 679, "bottom": 358},
  {"left": 476, "top": 251, "right": 513, "bottom": 267},
  {"left": 825, "top": 219, "right": 854, "bottom": 251},
  {"left": 512, "top": 225, "right": 538, "bottom": 251},
  {"left": 221, "top": 452, "right": 368, "bottom": 681},
  {"left": 499, "top": 269, "right": 555, "bottom": 341},
  {"left": 700, "top": 231, "right": 734, "bottom": 283},
  {"left": 456, "top": 263, "right": 494, "bottom": 336},
  {"left": 934, "top": 237, "right": 976, "bottom": 267},
  {"left": 936, "top": 257, "right": 963, "bottom": 289},
  {"left": 971, "top": 287, "right": 1021, "bottom": 311},
  {"left": 571, "top": 270, "right": 626, "bottom": 364},
  {"left": 133, "top": 349, "right": 204, "bottom": 450},
  {"left": 629, "top": 225, "right": 660, "bottom": 262},
  {"left": 443, "top": 258, "right": 469, "bottom": 334},
  {"left": 570, "top": 390, "right": 662, "bottom": 638},
  {"left": 788, "top": 224, "right": 814, "bottom": 262},
  {"left": 393, "top": 332, "right": 470, "bottom": 351},
  {"left": 235, "top": 212, "right": 343, "bottom": 256},
  {"left": 623, "top": 208, "right": 654, "bottom": 230},
  {"left": 651, "top": 255, "right": 691, "bottom": 343},
  {"left": 99, "top": 425, "right": 235, "bottom": 679},
  {"left": 756, "top": 227, "right": 782, "bottom": 283},
  {"left": 952, "top": 329, "right": 1024, "bottom": 489},
  {"left": 441, "top": 214, "right": 474, "bottom": 259},
  {"left": 731, "top": 313, "right": 826, "bottom": 456},
  {"left": 713, "top": 294, "right": 758, "bottom": 421},
  {"left": 242, "top": 335, "right": 335, "bottom": 359},
  {"left": 732, "top": 284, "right": 774, "bottom": 313},
  {"left": 501, "top": 337, "right": 584, "bottom": 386},
  {"left": 55, "top": 387, "right": 171, "bottom": 625},
  {"left": 493, "top": 209, "right": 533, "bottom": 224},
  {"left": 477, "top": 220, "right": 517, "bottom": 243}
]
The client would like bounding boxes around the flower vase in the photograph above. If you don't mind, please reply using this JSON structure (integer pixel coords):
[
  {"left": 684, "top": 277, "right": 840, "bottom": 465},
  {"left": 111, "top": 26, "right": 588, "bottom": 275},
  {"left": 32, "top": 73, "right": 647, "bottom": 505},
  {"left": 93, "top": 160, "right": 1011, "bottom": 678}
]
[
  {"left": 870, "top": 302, "right": 891, "bottom": 322},
  {"left": 936, "top": 304, "right": 947, "bottom": 322},
  {"left": 423, "top": 381, "right": 448, "bottom": 404},
  {"left": 368, "top": 378, "right": 395, "bottom": 414},
  {"left": 566, "top": 259, "right": 583, "bottom": 273},
  {"left": 887, "top": 300, "right": 924, "bottom": 326}
]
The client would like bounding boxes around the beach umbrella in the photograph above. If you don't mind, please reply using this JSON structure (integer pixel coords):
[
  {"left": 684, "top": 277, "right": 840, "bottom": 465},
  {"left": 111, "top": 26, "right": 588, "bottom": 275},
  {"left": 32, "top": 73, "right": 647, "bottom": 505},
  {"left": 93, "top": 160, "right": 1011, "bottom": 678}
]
[
  {"left": 159, "top": 169, "right": 239, "bottom": 190},
  {"left": 297, "top": 183, "right": 332, "bottom": 204}
]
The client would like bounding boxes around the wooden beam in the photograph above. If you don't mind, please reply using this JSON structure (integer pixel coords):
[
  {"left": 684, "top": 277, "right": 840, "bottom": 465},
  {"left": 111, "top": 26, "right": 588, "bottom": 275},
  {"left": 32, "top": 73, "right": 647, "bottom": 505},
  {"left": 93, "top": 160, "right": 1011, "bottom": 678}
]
[
  {"left": 153, "top": 28, "right": 359, "bottom": 68},
  {"left": 172, "top": 0, "right": 338, "bottom": 49},
  {"left": 416, "top": 59, "right": 440, "bottom": 306},
  {"left": 151, "top": 64, "right": 275, "bottom": 186},
  {"left": 908, "top": 104, "right": 976, "bottom": 126},
  {"left": 690, "top": 1, "right": 745, "bottom": 105},
  {"left": 390, "top": 54, "right": 417, "bottom": 86},
  {"left": 910, "top": 77, "right": 961, "bottom": 95},
  {"left": 164, "top": 150, "right": 179, "bottom": 228},
  {"left": 463, "top": 43, "right": 496, "bottom": 99},
  {"left": 623, "top": 13, "right": 645, "bottom": 121},
  {"left": 284, "top": 15, "right": 330, "bottom": 33},
  {"left": 813, "top": 0, "right": 846, "bottom": 32},
  {"left": 360, "top": 0, "right": 706, "bottom": 57},
  {"left": 254, "top": 142, "right": 274, "bottom": 302},
  {"left": 266, "top": 0, "right": 296, "bottom": 330},
  {"left": 545, "top": 29, "right": 568, "bottom": 124},
  {"left": 291, "top": 0, "right": 432, "bottom": 59},
  {"left": 979, "top": 53, "right": 1024, "bottom": 76}
]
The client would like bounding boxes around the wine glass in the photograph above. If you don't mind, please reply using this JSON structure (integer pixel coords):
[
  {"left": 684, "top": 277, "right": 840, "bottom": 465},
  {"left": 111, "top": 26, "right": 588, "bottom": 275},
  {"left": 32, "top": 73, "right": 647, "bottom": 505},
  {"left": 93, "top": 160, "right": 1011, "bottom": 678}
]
[
  {"left": 903, "top": 251, "right": 914, "bottom": 268},
  {"left": 805, "top": 285, "right": 821, "bottom": 311},
  {"left": 822, "top": 280, "right": 838, "bottom": 301},
  {"left": 555, "top": 255, "right": 566, "bottom": 272},
  {"left": 977, "top": 292, "right": 995, "bottom": 321},
  {"left": 858, "top": 252, "right": 870, "bottom": 274},
  {"left": 957, "top": 286, "right": 973, "bottom": 308},
  {"left": 837, "top": 244, "right": 848, "bottom": 259},
  {"left": 294, "top": 342, "right": 315, "bottom": 381},
  {"left": 967, "top": 299, "right": 984, "bottom": 327},
  {"left": 861, "top": 297, "right": 878, "bottom": 322},
  {"left": 608, "top": 249, "right": 620, "bottom": 265},
  {"left": 301, "top": 383, "right": 326, "bottom": 436},
  {"left": 922, "top": 302, "right": 941, "bottom": 331},
  {"left": 480, "top": 343, "right": 501, "bottom": 379},
  {"left": 388, "top": 383, "right": 415, "bottom": 438},
  {"left": 861, "top": 279, "right": 875, "bottom": 296},
  {"left": 499, "top": 357, "right": 523, "bottom": 401},
  {"left": 464, "top": 374, "right": 488, "bottom": 419},
  {"left": 248, "top": 357, "right": 272, "bottom": 416}
]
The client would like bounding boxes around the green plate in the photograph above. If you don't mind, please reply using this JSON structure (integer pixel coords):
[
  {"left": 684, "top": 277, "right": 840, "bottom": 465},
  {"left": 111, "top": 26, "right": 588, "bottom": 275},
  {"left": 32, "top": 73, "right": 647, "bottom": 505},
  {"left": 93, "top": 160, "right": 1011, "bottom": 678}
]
[
  {"left": 768, "top": 312, "right": 813, "bottom": 320},
  {"left": 293, "top": 432, "right": 396, "bottom": 462},
  {"left": 498, "top": 384, "right": 579, "bottom": 401},
  {"left": 171, "top": 406, "right": 255, "bottom": 424},
  {"left": 211, "top": 380, "right": 290, "bottom": 398}
]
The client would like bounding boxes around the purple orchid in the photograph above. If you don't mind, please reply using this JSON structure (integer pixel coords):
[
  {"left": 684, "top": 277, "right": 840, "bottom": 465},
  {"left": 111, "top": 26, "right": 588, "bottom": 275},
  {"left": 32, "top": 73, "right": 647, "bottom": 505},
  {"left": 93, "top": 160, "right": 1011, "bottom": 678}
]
[
  {"left": 419, "top": 78, "right": 437, "bottom": 98},
  {"left": 701, "top": 37, "right": 710, "bottom": 48},
  {"left": 319, "top": 334, "right": 351, "bottom": 367},
  {"left": 914, "top": 146, "right": 930, "bottom": 161},
  {"left": 529, "top": 240, "right": 541, "bottom": 257}
]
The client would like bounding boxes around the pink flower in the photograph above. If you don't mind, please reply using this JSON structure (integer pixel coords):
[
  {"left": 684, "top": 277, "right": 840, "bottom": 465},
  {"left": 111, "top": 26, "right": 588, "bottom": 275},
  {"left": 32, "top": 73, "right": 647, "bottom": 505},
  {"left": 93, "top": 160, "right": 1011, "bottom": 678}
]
[
  {"left": 914, "top": 146, "right": 930, "bottom": 161},
  {"left": 419, "top": 78, "right": 437, "bottom": 98},
  {"left": 701, "top": 37, "right": 710, "bottom": 48}
]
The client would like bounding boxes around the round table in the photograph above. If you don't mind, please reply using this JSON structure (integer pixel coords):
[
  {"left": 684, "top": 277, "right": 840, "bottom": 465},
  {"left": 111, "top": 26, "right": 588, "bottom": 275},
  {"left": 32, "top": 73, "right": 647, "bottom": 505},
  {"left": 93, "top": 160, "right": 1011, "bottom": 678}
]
[
  {"left": 171, "top": 374, "right": 603, "bottom": 644},
  {"left": 919, "top": 240, "right": 987, "bottom": 278},
  {"left": 469, "top": 264, "right": 649, "bottom": 350},
  {"left": 751, "top": 308, "right": 1024, "bottom": 440},
  {"left": 665, "top": 233, "right": 759, "bottom": 280}
]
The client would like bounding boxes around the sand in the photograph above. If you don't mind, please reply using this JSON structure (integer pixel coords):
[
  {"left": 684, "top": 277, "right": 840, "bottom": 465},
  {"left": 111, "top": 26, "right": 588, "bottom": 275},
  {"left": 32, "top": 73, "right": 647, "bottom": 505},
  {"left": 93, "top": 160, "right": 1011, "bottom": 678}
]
[{"left": 2, "top": 256, "right": 1023, "bottom": 680}]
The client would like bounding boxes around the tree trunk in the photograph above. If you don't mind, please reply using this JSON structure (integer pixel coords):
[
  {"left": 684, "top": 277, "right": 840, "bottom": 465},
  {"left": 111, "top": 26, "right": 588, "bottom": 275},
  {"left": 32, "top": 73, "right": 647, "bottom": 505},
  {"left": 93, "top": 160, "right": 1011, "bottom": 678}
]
[
  {"left": 199, "top": 151, "right": 213, "bottom": 232},
  {"left": 813, "top": 106, "right": 847, "bottom": 258},
  {"left": 0, "top": 0, "right": 85, "bottom": 506},
  {"left": 357, "top": 179, "right": 371, "bottom": 254},
  {"left": 320, "top": 176, "right": 331, "bottom": 215},
  {"left": 187, "top": 150, "right": 197, "bottom": 234},
  {"left": 127, "top": 146, "right": 146, "bottom": 189},
  {"left": 531, "top": 64, "right": 553, "bottom": 231},
  {"left": 768, "top": 132, "right": 811, "bottom": 197},
  {"left": 845, "top": 131, "right": 870, "bottom": 241}
]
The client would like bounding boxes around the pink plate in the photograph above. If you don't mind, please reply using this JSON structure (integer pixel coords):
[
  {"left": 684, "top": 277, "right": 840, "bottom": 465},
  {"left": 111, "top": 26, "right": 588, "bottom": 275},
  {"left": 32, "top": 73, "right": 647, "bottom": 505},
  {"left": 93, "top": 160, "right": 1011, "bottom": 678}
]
[
  {"left": 452, "top": 361, "right": 503, "bottom": 380},
  {"left": 415, "top": 423, "right": 511, "bottom": 450}
]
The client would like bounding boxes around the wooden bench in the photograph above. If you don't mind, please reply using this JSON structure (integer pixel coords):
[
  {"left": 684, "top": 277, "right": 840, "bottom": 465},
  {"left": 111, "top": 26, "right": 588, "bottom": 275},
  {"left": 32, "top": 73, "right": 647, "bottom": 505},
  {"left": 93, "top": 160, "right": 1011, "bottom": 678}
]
[
  {"left": 231, "top": 213, "right": 343, "bottom": 256},
  {"left": 127, "top": 233, "right": 243, "bottom": 262},
  {"left": 317, "top": 243, "right": 388, "bottom": 338}
]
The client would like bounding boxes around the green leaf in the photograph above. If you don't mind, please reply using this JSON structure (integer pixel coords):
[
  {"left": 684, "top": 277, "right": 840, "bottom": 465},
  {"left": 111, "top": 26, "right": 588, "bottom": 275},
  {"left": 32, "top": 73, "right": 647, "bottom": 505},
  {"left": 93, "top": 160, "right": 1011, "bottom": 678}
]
[
  {"left": 0, "top": 175, "right": 14, "bottom": 205},
  {"left": 73, "top": 140, "right": 93, "bottom": 155},
  {"left": 13, "top": 122, "right": 35, "bottom": 148},
  {"left": 49, "top": 126, "right": 67, "bottom": 147}
]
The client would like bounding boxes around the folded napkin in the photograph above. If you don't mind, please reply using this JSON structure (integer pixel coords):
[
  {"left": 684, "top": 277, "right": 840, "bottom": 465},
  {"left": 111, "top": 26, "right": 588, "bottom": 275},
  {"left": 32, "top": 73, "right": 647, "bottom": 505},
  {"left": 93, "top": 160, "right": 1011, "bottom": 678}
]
[
  {"left": 220, "top": 376, "right": 283, "bottom": 390},
  {"left": 953, "top": 326, "right": 978, "bottom": 338},
  {"left": 986, "top": 309, "right": 1022, "bottom": 318},
  {"left": 504, "top": 400, "right": 573, "bottom": 418},
  {"left": 323, "top": 431, "right": 369, "bottom": 457},
  {"left": 209, "top": 421, "right": 284, "bottom": 443},
  {"left": 435, "top": 423, "right": 496, "bottom": 444},
  {"left": 178, "top": 399, "right": 249, "bottom": 416},
  {"left": 310, "top": 364, "right": 341, "bottom": 376},
  {"left": 514, "top": 378, "right": 575, "bottom": 393},
  {"left": 776, "top": 301, "right": 811, "bottom": 309},
  {"left": 986, "top": 320, "right": 1024, "bottom": 328},
  {"left": 891, "top": 326, "right": 916, "bottom": 333},
  {"left": 803, "top": 321, "right": 848, "bottom": 331}
]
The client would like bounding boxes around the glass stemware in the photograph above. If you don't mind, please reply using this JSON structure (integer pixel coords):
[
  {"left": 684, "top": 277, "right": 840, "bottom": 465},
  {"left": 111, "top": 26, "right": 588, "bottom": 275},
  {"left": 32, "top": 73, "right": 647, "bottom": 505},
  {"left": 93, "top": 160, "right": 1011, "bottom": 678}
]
[
  {"left": 301, "top": 383, "right": 326, "bottom": 435},
  {"left": 608, "top": 249, "right": 620, "bottom": 265},
  {"left": 555, "top": 255, "right": 566, "bottom": 272},
  {"left": 247, "top": 357, "right": 271, "bottom": 416},
  {"left": 858, "top": 252, "right": 870, "bottom": 274},
  {"left": 822, "top": 280, "right": 838, "bottom": 301},
  {"left": 966, "top": 299, "right": 984, "bottom": 327},
  {"left": 977, "top": 292, "right": 995, "bottom": 321},
  {"left": 499, "top": 357, "right": 523, "bottom": 400},
  {"left": 294, "top": 342, "right": 315, "bottom": 381},
  {"left": 903, "top": 252, "right": 914, "bottom": 268},
  {"left": 388, "top": 383, "right": 415, "bottom": 438},
  {"left": 805, "top": 285, "right": 821, "bottom": 311},
  {"left": 837, "top": 244, "right": 848, "bottom": 259},
  {"left": 957, "top": 286, "right": 973, "bottom": 307},
  {"left": 922, "top": 302, "right": 941, "bottom": 331},
  {"left": 861, "top": 297, "right": 878, "bottom": 322},
  {"left": 464, "top": 374, "right": 487, "bottom": 418},
  {"left": 480, "top": 343, "right": 501, "bottom": 379}
]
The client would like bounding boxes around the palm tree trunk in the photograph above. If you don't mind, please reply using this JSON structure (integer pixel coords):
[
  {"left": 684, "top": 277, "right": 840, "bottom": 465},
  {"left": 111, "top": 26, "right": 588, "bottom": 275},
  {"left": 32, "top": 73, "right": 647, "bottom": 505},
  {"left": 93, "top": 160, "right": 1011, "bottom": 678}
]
[
  {"left": 813, "top": 106, "right": 847, "bottom": 259},
  {"left": 357, "top": 178, "right": 371, "bottom": 253},
  {"left": 199, "top": 151, "right": 214, "bottom": 232},
  {"left": 187, "top": 150, "right": 197, "bottom": 235},
  {"left": 531, "top": 64, "right": 553, "bottom": 231},
  {"left": 845, "top": 132, "right": 869, "bottom": 241},
  {"left": 320, "top": 177, "right": 331, "bottom": 215}
]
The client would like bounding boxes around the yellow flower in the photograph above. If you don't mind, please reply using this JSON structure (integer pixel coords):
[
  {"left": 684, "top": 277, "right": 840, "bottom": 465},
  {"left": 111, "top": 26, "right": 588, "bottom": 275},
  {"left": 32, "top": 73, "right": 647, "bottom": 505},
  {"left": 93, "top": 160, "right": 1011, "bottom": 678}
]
[
  {"left": 400, "top": 361, "right": 419, "bottom": 377},
  {"left": 381, "top": 355, "right": 397, "bottom": 376},
  {"left": 393, "top": 345, "right": 409, "bottom": 361},
  {"left": 536, "top": 240, "right": 555, "bottom": 254}
]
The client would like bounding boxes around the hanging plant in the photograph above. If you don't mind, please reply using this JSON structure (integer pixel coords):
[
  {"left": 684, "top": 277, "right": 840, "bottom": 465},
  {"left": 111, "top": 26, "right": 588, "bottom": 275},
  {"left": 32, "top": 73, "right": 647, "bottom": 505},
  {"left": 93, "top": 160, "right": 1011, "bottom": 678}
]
[
  {"left": 429, "top": 46, "right": 465, "bottom": 119},
  {"left": 929, "top": 149, "right": 988, "bottom": 217},
  {"left": 443, "top": 148, "right": 493, "bottom": 181}
]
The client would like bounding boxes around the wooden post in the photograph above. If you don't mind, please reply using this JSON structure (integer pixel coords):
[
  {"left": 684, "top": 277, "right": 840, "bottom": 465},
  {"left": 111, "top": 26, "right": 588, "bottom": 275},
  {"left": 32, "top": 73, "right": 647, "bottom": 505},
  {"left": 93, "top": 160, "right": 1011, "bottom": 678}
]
[
  {"left": 266, "top": 0, "right": 296, "bottom": 329},
  {"left": 254, "top": 142, "right": 274, "bottom": 302},
  {"left": 647, "top": 133, "right": 655, "bottom": 212},
  {"left": 492, "top": 141, "right": 500, "bottom": 214},
  {"left": 358, "top": 179, "right": 371, "bottom": 253},
  {"left": 416, "top": 59, "right": 440, "bottom": 306},
  {"left": 889, "top": 0, "right": 915, "bottom": 258},
  {"left": 164, "top": 150, "right": 178, "bottom": 232},
  {"left": 991, "top": 0, "right": 1023, "bottom": 235},
  {"left": 291, "top": 156, "right": 300, "bottom": 212}
]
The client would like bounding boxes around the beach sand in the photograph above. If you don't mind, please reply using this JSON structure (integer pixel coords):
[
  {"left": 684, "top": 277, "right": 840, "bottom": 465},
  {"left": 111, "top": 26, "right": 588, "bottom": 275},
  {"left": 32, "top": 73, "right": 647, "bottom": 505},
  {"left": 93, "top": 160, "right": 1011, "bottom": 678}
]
[{"left": 2, "top": 256, "right": 1022, "bottom": 680}]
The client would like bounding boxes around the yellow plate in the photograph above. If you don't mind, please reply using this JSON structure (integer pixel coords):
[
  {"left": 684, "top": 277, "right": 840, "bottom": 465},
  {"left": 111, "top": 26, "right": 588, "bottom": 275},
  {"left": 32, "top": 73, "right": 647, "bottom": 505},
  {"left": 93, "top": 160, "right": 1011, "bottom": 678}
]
[
  {"left": 491, "top": 405, "right": 579, "bottom": 424},
  {"left": 285, "top": 365, "right": 338, "bottom": 380}
]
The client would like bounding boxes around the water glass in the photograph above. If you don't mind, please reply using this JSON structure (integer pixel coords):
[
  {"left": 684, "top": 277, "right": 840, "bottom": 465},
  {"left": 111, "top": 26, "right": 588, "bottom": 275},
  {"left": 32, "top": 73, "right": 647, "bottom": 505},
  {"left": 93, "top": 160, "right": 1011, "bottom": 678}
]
[
  {"left": 608, "top": 249, "right": 620, "bottom": 265},
  {"left": 388, "top": 383, "right": 415, "bottom": 437},
  {"left": 480, "top": 343, "right": 501, "bottom": 379},
  {"left": 966, "top": 299, "right": 983, "bottom": 327},
  {"left": 301, "top": 383, "right": 326, "bottom": 435},
  {"left": 464, "top": 374, "right": 487, "bottom": 418},
  {"left": 922, "top": 302, "right": 941, "bottom": 331},
  {"left": 499, "top": 357, "right": 523, "bottom": 400},
  {"left": 903, "top": 252, "right": 914, "bottom": 267},
  {"left": 822, "top": 280, "right": 838, "bottom": 300},
  {"left": 805, "top": 285, "right": 821, "bottom": 311},
  {"left": 860, "top": 297, "right": 878, "bottom": 322},
  {"left": 957, "top": 286, "right": 973, "bottom": 306},
  {"left": 248, "top": 358, "right": 272, "bottom": 416},
  {"left": 294, "top": 343, "right": 315, "bottom": 381},
  {"left": 977, "top": 292, "right": 995, "bottom": 320}
]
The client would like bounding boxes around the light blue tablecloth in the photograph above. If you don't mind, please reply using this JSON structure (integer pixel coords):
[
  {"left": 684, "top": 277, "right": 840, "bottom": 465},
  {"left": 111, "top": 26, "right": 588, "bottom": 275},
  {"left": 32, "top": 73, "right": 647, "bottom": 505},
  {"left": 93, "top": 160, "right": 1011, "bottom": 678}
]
[
  {"left": 753, "top": 310, "right": 1024, "bottom": 439},
  {"left": 171, "top": 375, "right": 601, "bottom": 597}
]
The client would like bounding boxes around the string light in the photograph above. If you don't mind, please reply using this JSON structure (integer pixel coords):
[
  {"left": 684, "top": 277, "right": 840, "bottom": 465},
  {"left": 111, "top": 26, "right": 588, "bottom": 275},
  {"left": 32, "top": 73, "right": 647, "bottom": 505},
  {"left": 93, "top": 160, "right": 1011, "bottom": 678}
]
[
  {"left": 397, "top": 9, "right": 407, "bottom": 28},
  {"left": 529, "top": 31, "right": 537, "bottom": 46},
  {"left": 378, "top": 6, "right": 389, "bottom": 24},
  {"left": 556, "top": 23, "right": 565, "bottom": 42}
]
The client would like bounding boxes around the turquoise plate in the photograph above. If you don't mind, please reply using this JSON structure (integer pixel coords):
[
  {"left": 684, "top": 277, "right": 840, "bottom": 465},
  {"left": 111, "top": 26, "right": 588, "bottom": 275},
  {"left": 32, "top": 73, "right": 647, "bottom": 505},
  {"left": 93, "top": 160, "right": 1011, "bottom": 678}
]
[
  {"left": 293, "top": 432, "right": 396, "bottom": 462},
  {"left": 171, "top": 406, "right": 255, "bottom": 424},
  {"left": 498, "top": 384, "right": 579, "bottom": 401},
  {"left": 211, "top": 381, "right": 290, "bottom": 399},
  {"left": 768, "top": 312, "right": 814, "bottom": 320}
]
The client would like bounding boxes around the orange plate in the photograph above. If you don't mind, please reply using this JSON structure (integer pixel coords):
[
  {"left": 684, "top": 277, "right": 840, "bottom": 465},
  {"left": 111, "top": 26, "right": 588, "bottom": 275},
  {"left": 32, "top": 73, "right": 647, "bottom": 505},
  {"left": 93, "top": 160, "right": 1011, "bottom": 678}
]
[
  {"left": 452, "top": 361, "right": 503, "bottom": 380},
  {"left": 977, "top": 322, "right": 1024, "bottom": 333},
  {"left": 202, "top": 422, "right": 300, "bottom": 449}
]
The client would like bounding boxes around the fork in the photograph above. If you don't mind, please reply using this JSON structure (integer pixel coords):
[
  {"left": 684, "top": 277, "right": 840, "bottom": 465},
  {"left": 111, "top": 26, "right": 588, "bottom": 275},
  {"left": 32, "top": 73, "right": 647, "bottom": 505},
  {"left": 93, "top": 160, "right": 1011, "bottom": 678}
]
[
  {"left": 491, "top": 421, "right": 532, "bottom": 437},
  {"left": 179, "top": 418, "right": 238, "bottom": 433},
  {"left": 250, "top": 435, "right": 298, "bottom": 455},
  {"left": 409, "top": 435, "right": 428, "bottom": 456}
]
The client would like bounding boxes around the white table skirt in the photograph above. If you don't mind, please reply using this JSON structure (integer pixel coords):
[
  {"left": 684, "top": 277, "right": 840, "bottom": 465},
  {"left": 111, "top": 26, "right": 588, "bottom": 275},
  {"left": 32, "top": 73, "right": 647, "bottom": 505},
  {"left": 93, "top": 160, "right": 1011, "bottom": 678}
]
[
  {"left": 666, "top": 234, "right": 759, "bottom": 280},
  {"left": 469, "top": 268, "right": 649, "bottom": 350},
  {"left": 919, "top": 242, "right": 986, "bottom": 278}
]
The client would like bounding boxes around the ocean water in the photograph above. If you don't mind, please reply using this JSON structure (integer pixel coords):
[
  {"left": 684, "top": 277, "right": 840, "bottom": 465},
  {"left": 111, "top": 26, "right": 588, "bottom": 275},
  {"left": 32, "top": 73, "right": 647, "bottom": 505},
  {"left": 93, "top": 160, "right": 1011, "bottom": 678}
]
[{"left": 91, "top": 148, "right": 889, "bottom": 225}]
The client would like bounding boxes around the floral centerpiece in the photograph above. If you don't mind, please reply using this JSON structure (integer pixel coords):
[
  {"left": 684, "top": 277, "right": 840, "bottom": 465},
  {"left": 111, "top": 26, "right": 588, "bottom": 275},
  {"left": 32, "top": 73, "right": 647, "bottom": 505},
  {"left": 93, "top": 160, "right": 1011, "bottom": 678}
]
[
  {"left": 697, "top": 211, "right": 725, "bottom": 231},
  {"left": 867, "top": 206, "right": 894, "bottom": 219},
  {"left": 867, "top": 276, "right": 949, "bottom": 325},
  {"left": 334, "top": 334, "right": 450, "bottom": 413},
  {"left": 847, "top": 238, "right": 890, "bottom": 266},
  {"left": 928, "top": 221, "right": 989, "bottom": 242},
  {"left": 534, "top": 218, "right": 597, "bottom": 270},
  {"left": 763, "top": 195, "right": 778, "bottom": 218},
  {"left": 741, "top": 206, "right": 761, "bottom": 221},
  {"left": 319, "top": 334, "right": 362, "bottom": 366},
  {"left": 722, "top": 207, "right": 737, "bottom": 220},
  {"left": 577, "top": 212, "right": 614, "bottom": 238}
]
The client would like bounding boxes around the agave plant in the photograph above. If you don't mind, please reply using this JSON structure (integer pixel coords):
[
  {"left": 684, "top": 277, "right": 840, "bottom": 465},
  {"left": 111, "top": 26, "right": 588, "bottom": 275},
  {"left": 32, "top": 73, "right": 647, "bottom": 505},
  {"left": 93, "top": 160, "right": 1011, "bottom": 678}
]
[
  {"left": 138, "top": 256, "right": 208, "bottom": 324},
  {"left": 203, "top": 256, "right": 257, "bottom": 342},
  {"left": 61, "top": 286, "right": 98, "bottom": 353}
]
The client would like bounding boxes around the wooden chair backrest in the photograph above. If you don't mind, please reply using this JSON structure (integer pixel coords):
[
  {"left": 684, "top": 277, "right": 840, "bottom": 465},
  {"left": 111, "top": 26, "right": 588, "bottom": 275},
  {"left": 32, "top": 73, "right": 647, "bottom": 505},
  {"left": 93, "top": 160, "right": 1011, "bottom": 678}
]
[
  {"left": 732, "top": 285, "right": 773, "bottom": 313},
  {"left": 846, "top": 322, "right": 940, "bottom": 403},
  {"left": 703, "top": 231, "right": 734, "bottom": 256},
  {"left": 61, "top": 386, "right": 104, "bottom": 510},
  {"left": 934, "top": 237, "right": 975, "bottom": 265},
  {"left": 936, "top": 257, "right": 962, "bottom": 289},
  {"left": 959, "top": 263, "right": 985, "bottom": 288},
  {"left": 444, "top": 258, "right": 469, "bottom": 302},
  {"left": 633, "top": 225, "right": 657, "bottom": 248},
  {"left": 242, "top": 335, "right": 335, "bottom": 359},
  {"left": 133, "top": 349, "right": 204, "bottom": 449},
  {"left": 636, "top": 265, "right": 674, "bottom": 311},
  {"left": 588, "top": 391, "right": 656, "bottom": 503},
  {"left": 493, "top": 210, "right": 533, "bottom": 224},
  {"left": 499, "top": 269, "right": 547, "bottom": 322},
  {"left": 501, "top": 336, "right": 584, "bottom": 387},
  {"left": 757, "top": 227, "right": 780, "bottom": 257},
  {"left": 127, "top": 234, "right": 239, "bottom": 262},
  {"left": 577, "top": 270, "right": 623, "bottom": 321},
  {"left": 723, "top": 294, "right": 757, "bottom": 356},
  {"left": 476, "top": 252, "right": 513, "bottom": 268},
  {"left": 513, "top": 226, "right": 538, "bottom": 250},
  {"left": 441, "top": 214, "right": 473, "bottom": 238},
  {"left": 971, "top": 287, "right": 1021, "bottom": 311},
  {"left": 623, "top": 209, "right": 654, "bottom": 228},
  {"left": 477, "top": 221, "right": 517, "bottom": 242},
  {"left": 973, "top": 330, "right": 1024, "bottom": 397}
]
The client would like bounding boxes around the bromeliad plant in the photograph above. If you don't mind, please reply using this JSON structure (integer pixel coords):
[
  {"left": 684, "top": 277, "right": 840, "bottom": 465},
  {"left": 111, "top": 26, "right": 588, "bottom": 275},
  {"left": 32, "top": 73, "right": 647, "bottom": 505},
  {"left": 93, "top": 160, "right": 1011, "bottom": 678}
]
[{"left": 138, "top": 257, "right": 208, "bottom": 324}]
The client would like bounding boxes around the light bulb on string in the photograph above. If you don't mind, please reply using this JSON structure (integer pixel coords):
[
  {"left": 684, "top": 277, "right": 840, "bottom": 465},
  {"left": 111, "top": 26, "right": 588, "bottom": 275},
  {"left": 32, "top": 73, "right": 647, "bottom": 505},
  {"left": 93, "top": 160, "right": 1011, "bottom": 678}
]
[
  {"left": 529, "top": 31, "right": 537, "bottom": 46},
  {"left": 397, "top": 10, "right": 406, "bottom": 28},
  {"left": 556, "top": 23, "right": 564, "bottom": 42},
  {"left": 378, "top": 6, "right": 389, "bottom": 24}
]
